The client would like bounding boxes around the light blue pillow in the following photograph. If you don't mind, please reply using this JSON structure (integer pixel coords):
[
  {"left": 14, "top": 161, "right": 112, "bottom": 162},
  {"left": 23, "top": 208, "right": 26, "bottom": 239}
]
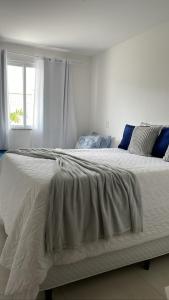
[
  {"left": 76, "top": 135, "right": 102, "bottom": 149},
  {"left": 92, "top": 132, "right": 112, "bottom": 148}
]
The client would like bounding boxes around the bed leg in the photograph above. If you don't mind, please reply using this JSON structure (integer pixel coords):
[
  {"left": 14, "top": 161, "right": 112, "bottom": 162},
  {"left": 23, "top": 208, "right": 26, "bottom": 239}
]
[
  {"left": 143, "top": 259, "right": 151, "bottom": 270},
  {"left": 45, "top": 289, "right": 53, "bottom": 300}
]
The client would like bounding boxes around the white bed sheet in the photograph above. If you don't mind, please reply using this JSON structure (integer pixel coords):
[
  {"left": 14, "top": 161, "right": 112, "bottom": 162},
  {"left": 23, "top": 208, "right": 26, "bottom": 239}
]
[{"left": 1, "top": 148, "right": 169, "bottom": 298}]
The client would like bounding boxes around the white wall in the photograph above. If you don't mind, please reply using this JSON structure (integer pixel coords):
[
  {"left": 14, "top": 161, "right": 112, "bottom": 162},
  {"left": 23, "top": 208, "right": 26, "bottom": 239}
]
[
  {"left": 0, "top": 41, "right": 91, "bottom": 149},
  {"left": 90, "top": 21, "right": 169, "bottom": 145}
]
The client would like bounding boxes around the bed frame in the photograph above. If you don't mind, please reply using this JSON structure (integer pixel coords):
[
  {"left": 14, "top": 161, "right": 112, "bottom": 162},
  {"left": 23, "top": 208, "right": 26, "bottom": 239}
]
[
  {"left": 45, "top": 289, "right": 53, "bottom": 300},
  {"left": 40, "top": 234, "right": 169, "bottom": 296},
  {"left": 44, "top": 260, "right": 151, "bottom": 300}
]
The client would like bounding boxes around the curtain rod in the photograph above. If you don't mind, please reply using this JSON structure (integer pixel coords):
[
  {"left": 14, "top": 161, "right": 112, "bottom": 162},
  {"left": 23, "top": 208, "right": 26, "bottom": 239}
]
[{"left": 7, "top": 51, "right": 86, "bottom": 65}]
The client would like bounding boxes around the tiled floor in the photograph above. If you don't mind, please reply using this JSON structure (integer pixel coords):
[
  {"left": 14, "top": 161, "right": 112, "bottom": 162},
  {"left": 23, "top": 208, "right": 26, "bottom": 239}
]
[{"left": 1, "top": 254, "right": 169, "bottom": 300}]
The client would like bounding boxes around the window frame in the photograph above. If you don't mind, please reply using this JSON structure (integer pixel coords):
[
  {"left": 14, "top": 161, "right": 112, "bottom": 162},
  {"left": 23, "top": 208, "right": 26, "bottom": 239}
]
[{"left": 7, "top": 60, "right": 36, "bottom": 130}]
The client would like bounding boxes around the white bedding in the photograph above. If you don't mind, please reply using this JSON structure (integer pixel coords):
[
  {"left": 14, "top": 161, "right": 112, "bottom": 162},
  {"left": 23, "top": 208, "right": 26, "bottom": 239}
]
[{"left": 0, "top": 148, "right": 169, "bottom": 299}]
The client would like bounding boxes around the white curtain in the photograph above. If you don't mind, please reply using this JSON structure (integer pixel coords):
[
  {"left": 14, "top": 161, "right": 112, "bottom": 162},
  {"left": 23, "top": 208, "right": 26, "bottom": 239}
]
[
  {"left": 62, "top": 60, "right": 77, "bottom": 148},
  {"left": 31, "top": 59, "right": 44, "bottom": 147},
  {"left": 0, "top": 49, "right": 8, "bottom": 150},
  {"left": 43, "top": 58, "right": 77, "bottom": 148}
]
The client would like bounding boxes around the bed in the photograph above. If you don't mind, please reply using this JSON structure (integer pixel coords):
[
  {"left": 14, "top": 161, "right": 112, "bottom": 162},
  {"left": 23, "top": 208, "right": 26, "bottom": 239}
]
[{"left": 0, "top": 148, "right": 169, "bottom": 299}]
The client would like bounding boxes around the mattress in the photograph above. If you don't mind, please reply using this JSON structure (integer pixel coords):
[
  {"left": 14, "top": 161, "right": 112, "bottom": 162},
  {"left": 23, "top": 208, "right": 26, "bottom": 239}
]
[{"left": 1, "top": 148, "right": 169, "bottom": 298}]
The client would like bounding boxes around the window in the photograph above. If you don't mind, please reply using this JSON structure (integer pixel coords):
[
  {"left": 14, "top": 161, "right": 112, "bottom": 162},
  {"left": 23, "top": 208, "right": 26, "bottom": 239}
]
[{"left": 7, "top": 63, "right": 35, "bottom": 128}]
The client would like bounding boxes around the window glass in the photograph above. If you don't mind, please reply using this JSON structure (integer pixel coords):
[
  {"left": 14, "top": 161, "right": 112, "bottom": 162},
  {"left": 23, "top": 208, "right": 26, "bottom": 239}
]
[
  {"left": 8, "top": 64, "right": 35, "bottom": 128},
  {"left": 8, "top": 65, "right": 24, "bottom": 126},
  {"left": 26, "top": 67, "right": 35, "bottom": 127}
]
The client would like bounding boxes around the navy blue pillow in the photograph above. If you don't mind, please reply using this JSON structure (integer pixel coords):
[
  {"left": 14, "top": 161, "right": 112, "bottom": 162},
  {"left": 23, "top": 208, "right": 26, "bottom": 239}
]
[
  {"left": 118, "top": 124, "right": 135, "bottom": 150},
  {"left": 152, "top": 127, "right": 169, "bottom": 158}
]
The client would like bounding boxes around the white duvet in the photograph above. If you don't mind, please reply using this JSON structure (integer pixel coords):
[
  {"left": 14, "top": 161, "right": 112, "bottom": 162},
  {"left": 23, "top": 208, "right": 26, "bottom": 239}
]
[{"left": 0, "top": 148, "right": 169, "bottom": 299}]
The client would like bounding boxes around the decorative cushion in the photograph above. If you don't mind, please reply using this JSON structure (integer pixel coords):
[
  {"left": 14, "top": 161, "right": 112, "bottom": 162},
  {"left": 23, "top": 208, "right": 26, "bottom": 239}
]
[
  {"left": 118, "top": 124, "right": 135, "bottom": 150},
  {"left": 75, "top": 135, "right": 102, "bottom": 149},
  {"left": 141, "top": 122, "right": 169, "bottom": 127},
  {"left": 163, "top": 146, "right": 169, "bottom": 161},
  {"left": 128, "top": 126, "right": 161, "bottom": 156},
  {"left": 152, "top": 127, "right": 169, "bottom": 158},
  {"left": 92, "top": 132, "right": 112, "bottom": 148}
]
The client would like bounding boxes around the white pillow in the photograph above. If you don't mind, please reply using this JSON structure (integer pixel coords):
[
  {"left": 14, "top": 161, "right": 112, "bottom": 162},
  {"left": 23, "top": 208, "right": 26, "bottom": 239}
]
[{"left": 140, "top": 122, "right": 168, "bottom": 128}]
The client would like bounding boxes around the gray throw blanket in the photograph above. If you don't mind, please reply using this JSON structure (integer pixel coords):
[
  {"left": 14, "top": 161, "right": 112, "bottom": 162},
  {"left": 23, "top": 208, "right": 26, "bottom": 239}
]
[{"left": 10, "top": 148, "right": 143, "bottom": 254}]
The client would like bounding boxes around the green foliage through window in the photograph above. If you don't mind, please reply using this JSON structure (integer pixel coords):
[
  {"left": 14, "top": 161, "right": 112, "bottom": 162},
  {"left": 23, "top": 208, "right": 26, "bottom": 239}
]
[{"left": 9, "top": 109, "right": 24, "bottom": 124}]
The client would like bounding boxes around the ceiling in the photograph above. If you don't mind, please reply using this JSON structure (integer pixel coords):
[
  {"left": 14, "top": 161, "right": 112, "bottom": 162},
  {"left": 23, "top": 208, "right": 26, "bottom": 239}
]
[{"left": 1, "top": 0, "right": 169, "bottom": 55}]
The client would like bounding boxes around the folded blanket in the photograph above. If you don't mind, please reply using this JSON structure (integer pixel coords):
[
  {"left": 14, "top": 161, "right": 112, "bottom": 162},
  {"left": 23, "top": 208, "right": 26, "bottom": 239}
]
[{"left": 11, "top": 148, "right": 143, "bottom": 254}]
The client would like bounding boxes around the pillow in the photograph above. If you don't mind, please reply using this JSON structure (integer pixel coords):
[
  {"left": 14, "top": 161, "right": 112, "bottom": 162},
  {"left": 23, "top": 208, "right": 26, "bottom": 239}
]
[
  {"left": 76, "top": 135, "right": 102, "bottom": 149},
  {"left": 118, "top": 124, "right": 135, "bottom": 150},
  {"left": 141, "top": 122, "right": 169, "bottom": 127},
  {"left": 91, "top": 132, "right": 112, "bottom": 148},
  {"left": 163, "top": 146, "right": 169, "bottom": 162},
  {"left": 128, "top": 126, "right": 161, "bottom": 156},
  {"left": 140, "top": 122, "right": 151, "bottom": 126},
  {"left": 152, "top": 127, "right": 169, "bottom": 158}
]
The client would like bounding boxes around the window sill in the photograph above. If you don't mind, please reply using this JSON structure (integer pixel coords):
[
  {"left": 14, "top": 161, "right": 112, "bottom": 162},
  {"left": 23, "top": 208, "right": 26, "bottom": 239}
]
[{"left": 10, "top": 127, "right": 32, "bottom": 130}]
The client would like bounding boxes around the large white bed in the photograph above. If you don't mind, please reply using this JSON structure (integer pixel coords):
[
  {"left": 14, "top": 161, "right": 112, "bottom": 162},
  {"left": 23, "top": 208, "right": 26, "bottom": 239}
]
[{"left": 0, "top": 148, "right": 169, "bottom": 299}]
